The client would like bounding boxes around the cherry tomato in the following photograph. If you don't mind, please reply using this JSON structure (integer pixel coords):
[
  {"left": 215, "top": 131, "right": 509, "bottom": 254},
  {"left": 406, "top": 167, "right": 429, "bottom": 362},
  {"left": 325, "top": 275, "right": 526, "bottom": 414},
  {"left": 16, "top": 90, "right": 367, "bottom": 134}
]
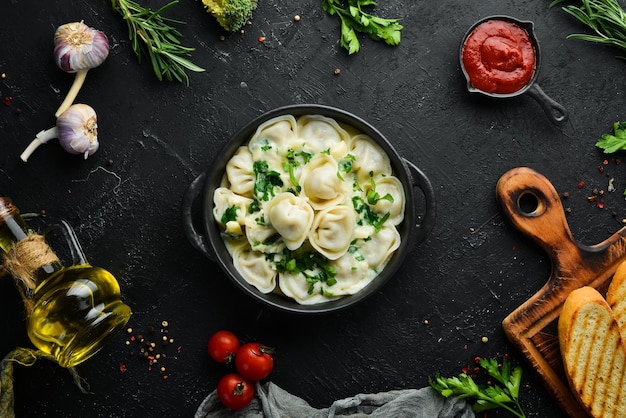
[
  {"left": 216, "top": 373, "right": 255, "bottom": 410},
  {"left": 208, "top": 330, "right": 240, "bottom": 363},
  {"left": 235, "top": 342, "right": 275, "bottom": 381}
]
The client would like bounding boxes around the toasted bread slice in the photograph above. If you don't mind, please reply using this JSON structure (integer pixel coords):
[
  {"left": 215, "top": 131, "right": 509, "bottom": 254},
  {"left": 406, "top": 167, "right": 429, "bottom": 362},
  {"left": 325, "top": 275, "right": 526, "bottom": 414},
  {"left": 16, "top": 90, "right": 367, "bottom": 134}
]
[
  {"left": 607, "top": 260, "right": 626, "bottom": 337},
  {"left": 558, "top": 286, "right": 626, "bottom": 418}
]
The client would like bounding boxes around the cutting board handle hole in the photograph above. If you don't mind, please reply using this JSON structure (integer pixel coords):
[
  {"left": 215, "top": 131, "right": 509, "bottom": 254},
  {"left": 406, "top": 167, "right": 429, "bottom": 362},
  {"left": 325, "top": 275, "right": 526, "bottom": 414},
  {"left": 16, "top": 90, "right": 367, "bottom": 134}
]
[{"left": 518, "top": 191, "right": 540, "bottom": 214}]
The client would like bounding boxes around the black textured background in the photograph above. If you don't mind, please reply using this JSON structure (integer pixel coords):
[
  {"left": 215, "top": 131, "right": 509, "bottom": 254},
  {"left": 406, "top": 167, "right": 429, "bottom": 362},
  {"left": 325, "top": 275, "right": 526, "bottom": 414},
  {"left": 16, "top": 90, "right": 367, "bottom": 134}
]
[{"left": 1, "top": 0, "right": 625, "bottom": 416}]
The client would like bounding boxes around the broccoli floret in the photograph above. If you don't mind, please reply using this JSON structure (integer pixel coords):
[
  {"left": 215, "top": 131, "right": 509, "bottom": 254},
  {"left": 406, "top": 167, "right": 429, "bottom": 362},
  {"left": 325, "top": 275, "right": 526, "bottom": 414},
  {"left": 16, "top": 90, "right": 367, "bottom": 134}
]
[{"left": 202, "top": 0, "right": 258, "bottom": 32}]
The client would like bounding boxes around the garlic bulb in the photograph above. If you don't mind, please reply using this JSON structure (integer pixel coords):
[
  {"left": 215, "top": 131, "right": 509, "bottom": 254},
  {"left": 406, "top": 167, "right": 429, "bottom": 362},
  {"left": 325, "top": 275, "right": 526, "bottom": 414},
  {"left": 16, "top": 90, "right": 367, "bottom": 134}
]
[
  {"left": 20, "top": 104, "right": 100, "bottom": 162},
  {"left": 53, "top": 22, "right": 109, "bottom": 117}
]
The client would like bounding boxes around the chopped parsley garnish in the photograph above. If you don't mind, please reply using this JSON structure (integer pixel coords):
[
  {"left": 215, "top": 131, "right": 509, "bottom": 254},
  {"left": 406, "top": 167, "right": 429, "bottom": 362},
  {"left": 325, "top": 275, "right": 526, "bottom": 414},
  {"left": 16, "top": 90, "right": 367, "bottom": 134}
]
[
  {"left": 261, "top": 138, "right": 272, "bottom": 151},
  {"left": 253, "top": 160, "right": 283, "bottom": 201},
  {"left": 220, "top": 205, "right": 240, "bottom": 224},
  {"left": 366, "top": 179, "right": 394, "bottom": 205},
  {"left": 271, "top": 248, "right": 337, "bottom": 294},
  {"left": 248, "top": 199, "right": 260, "bottom": 214},
  {"left": 352, "top": 196, "right": 390, "bottom": 232},
  {"left": 282, "top": 148, "right": 313, "bottom": 194},
  {"left": 338, "top": 154, "right": 355, "bottom": 173}
]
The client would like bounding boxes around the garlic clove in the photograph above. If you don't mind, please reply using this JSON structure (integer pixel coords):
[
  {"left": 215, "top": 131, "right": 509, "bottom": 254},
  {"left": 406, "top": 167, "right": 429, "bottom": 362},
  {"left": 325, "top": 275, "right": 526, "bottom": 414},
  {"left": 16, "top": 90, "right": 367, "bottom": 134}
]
[{"left": 53, "top": 21, "right": 109, "bottom": 117}]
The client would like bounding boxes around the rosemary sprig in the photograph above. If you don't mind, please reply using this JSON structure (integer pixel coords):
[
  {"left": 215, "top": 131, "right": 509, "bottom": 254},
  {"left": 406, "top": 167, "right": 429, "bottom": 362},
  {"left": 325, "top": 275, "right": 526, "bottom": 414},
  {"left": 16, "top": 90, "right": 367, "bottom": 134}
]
[
  {"left": 112, "top": 0, "right": 205, "bottom": 84},
  {"left": 550, "top": 0, "right": 626, "bottom": 59}
]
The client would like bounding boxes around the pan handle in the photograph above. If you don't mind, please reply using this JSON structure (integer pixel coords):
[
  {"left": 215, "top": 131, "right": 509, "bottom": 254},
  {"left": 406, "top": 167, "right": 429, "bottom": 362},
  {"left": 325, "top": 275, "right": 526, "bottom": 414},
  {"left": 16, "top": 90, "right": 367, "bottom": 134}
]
[
  {"left": 405, "top": 159, "right": 436, "bottom": 245},
  {"left": 181, "top": 172, "right": 214, "bottom": 261},
  {"left": 527, "top": 83, "right": 568, "bottom": 126}
]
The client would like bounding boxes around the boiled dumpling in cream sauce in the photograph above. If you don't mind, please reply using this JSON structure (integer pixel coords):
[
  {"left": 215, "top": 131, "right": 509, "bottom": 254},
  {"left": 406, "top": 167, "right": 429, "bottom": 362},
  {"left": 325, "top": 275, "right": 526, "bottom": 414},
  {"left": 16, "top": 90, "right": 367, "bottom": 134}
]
[
  {"left": 266, "top": 192, "right": 314, "bottom": 251},
  {"left": 213, "top": 114, "right": 407, "bottom": 303}
]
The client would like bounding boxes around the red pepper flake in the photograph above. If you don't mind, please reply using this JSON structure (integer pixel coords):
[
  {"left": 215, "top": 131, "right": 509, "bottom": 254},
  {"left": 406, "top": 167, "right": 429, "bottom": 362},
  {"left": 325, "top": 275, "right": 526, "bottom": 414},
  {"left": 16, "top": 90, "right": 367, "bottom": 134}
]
[
  {"left": 474, "top": 355, "right": 481, "bottom": 364},
  {"left": 258, "top": 36, "right": 266, "bottom": 42},
  {"left": 597, "top": 201, "right": 605, "bottom": 209},
  {"left": 119, "top": 362, "right": 127, "bottom": 373},
  {"left": 2, "top": 96, "right": 12, "bottom": 106},
  {"left": 603, "top": 159, "right": 609, "bottom": 165},
  {"left": 461, "top": 365, "right": 470, "bottom": 374},
  {"left": 577, "top": 181, "right": 585, "bottom": 189},
  {"left": 587, "top": 195, "right": 598, "bottom": 202}
]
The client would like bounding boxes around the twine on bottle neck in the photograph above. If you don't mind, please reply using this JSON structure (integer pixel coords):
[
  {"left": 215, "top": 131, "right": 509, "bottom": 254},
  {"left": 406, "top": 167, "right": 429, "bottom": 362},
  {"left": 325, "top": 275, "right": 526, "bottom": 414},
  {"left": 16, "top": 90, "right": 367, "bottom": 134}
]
[{"left": 2, "top": 233, "right": 60, "bottom": 314}]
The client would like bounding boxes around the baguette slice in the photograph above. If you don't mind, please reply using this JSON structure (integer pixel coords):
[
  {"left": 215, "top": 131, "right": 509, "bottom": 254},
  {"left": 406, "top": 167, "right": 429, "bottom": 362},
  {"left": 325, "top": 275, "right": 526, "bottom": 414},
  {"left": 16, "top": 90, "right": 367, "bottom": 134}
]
[
  {"left": 607, "top": 260, "right": 626, "bottom": 336},
  {"left": 558, "top": 286, "right": 626, "bottom": 418}
]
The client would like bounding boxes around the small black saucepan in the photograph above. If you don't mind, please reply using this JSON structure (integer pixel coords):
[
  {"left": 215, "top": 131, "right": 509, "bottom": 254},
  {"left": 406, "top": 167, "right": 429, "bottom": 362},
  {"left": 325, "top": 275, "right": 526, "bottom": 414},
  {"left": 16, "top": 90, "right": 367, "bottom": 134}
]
[
  {"left": 460, "top": 15, "right": 568, "bottom": 126},
  {"left": 181, "top": 104, "right": 436, "bottom": 314}
]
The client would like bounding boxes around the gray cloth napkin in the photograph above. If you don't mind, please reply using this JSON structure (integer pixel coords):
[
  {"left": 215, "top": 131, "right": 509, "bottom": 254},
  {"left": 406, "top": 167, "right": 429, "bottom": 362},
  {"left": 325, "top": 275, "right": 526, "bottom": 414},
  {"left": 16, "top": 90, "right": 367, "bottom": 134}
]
[{"left": 195, "top": 382, "right": 475, "bottom": 418}]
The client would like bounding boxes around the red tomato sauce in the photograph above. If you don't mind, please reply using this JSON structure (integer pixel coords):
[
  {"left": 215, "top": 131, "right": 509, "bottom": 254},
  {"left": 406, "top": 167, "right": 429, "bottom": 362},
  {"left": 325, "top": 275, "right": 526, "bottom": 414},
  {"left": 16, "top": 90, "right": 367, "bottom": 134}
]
[{"left": 462, "top": 19, "right": 536, "bottom": 94}]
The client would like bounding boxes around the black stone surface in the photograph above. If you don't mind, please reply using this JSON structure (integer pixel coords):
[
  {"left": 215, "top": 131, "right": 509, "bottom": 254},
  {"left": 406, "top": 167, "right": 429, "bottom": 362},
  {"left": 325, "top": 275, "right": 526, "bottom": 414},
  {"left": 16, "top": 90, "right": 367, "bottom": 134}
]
[{"left": 1, "top": 0, "right": 625, "bottom": 417}]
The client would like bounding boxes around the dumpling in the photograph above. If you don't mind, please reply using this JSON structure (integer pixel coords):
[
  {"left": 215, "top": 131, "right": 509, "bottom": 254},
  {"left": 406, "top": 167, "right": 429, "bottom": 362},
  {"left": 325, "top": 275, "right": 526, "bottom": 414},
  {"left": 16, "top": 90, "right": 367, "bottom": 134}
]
[
  {"left": 300, "top": 154, "right": 348, "bottom": 210},
  {"left": 309, "top": 205, "right": 356, "bottom": 260},
  {"left": 328, "top": 252, "right": 372, "bottom": 296},
  {"left": 213, "top": 187, "right": 253, "bottom": 231},
  {"left": 225, "top": 146, "right": 255, "bottom": 198},
  {"left": 248, "top": 115, "right": 300, "bottom": 161},
  {"left": 363, "top": 175, "right": 405, "bottom": 225},
  {"left": 356, "top": 225, "right": 401, "bottom": 272},
  {"left": 265, "top": 192, "right": 314, "bottom": 250},
  {"left": 297, "top": 114, "right": 350, "bottom": 159},
  {"left": 349, "top": 134, "right": 392, "bottom": 185},
  {"left": 244, "top": 212, "right": 285, "bottom": 254},
  {"left": 278, "top": 271, "right": 339, "bottom": 305},
  {"left": 231, "top": 244, "right": 277, "bottom": 293}
]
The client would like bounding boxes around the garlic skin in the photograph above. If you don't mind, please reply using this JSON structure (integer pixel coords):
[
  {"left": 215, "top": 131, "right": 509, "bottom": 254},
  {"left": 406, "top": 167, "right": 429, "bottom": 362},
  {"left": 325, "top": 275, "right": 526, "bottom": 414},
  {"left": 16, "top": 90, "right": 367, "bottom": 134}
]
[
  {"left": 20, "top": 104, "right": 99, "bottom": 162},
  {"left": 54, "top": 21, "right": 109, "bottom": 73},
  {"left": 53, "top": 22, "right": 109, "bottom": 117},
  {"left": 57, "top": 103, "right": 99, "bottom": 158}
]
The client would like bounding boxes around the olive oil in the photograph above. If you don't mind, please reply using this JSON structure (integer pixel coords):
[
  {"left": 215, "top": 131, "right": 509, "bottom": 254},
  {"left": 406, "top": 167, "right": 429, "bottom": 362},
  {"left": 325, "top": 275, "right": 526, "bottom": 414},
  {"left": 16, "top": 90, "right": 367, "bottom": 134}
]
[{"left": 0, "top": 197, "right": 131, "bottom": 368}]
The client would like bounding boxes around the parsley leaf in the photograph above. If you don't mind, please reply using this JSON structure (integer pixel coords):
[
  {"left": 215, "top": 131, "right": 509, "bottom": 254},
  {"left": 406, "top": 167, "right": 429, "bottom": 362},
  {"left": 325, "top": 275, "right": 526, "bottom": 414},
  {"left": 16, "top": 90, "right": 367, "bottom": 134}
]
[
  {"left": 253, "top": 160, "right": 283, "bottom": 201},
  {"left": 220, "top": 205, "right": 240, "bottom": 224},
  {"left": 271, "top": 248, "right": 337, "bottom": 294},
  {"left": 352, "top": 196, "right": 390, "bottom": 232},
  {"left": 430, "top": 357, "right": 526, "bottom": 418},
  {"left": 596, "top": 121, "right": 626, "bottom": 153},
  {"left": 321, "top": 0, "right": 403, "bottom": 54},
  {"left": 366, "top": 179, "right": 394, "bottom": 205}
]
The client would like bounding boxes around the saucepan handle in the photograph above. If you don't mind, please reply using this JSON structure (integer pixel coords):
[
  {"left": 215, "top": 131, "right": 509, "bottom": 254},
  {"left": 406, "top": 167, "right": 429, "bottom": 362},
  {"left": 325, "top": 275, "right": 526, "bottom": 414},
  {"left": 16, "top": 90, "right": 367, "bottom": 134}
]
[
  {"left": 404, "top": 159, "right": 436, "bottom": 245},
  {"left": 527, "top": 83, "right": 568, "bottom": 126},
  {"left": 181, "top": 172, "right": 214, "bottom": 261}
]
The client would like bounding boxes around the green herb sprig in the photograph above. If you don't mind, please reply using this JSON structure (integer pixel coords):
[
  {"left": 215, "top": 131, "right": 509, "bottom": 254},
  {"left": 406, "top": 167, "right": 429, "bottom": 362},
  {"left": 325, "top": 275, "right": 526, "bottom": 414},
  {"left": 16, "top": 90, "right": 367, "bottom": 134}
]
[
  {"left": 430, "top": 357, "right": 526, "bottom": 418},
  {"left": 550, "top": 0, "right": 626, "bottom": 59},
  {"left": 596, "top": 121, "right": 626, "bottom": 153},
  {"left": 112, "top": 0, "right": 205, "bottom": 84},
  {"left": 321, "top": 0, "right": 403, "bottom": 54}
]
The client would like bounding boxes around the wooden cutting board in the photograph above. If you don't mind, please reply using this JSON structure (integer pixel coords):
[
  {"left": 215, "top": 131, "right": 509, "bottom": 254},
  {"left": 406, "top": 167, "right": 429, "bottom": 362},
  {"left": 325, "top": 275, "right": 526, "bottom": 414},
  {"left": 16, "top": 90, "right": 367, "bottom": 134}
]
[{"left": 497, "top": 167, "right": 626, "bottom": 418}]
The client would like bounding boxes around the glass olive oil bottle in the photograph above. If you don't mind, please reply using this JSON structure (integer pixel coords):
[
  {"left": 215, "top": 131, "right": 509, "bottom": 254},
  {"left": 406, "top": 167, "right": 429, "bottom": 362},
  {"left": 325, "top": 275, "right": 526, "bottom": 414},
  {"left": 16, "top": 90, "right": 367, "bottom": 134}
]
[{"left": 0, "top": 197, "right": 131, "bottom": 368}]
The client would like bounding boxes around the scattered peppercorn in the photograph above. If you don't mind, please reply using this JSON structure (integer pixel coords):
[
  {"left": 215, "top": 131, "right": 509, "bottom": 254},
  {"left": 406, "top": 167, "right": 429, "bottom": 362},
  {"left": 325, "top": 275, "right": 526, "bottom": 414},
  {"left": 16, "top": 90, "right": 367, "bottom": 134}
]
[
  {"left": 333, "top": 68, "right": 341, "bottom": 75},
  {"left": 120, "top": 320, "right": 178, "bottom": 381}
]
